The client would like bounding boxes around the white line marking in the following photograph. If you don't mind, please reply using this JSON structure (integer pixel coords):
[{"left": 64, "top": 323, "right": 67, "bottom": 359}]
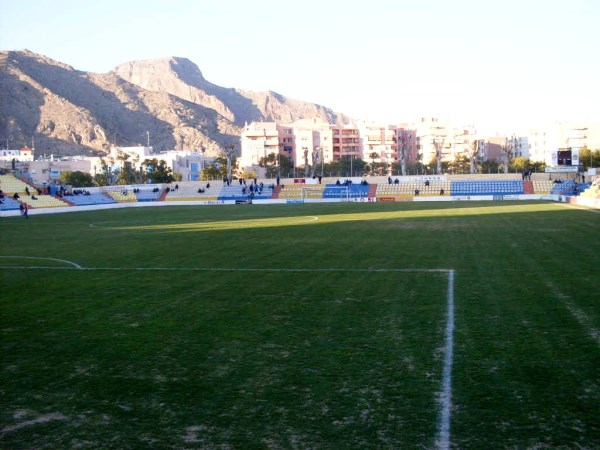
[
  {"left": 436, "top": 270, "right": 455, "bottom": 450},
  {"left": 0, "top": 261, "right": 456, "bottom": 447},
  {"left": 0, "top": 256, "right": 82, "bottom": 269},
  {"left": 0, "top": 265, "right": 452, "bottom": 273}
]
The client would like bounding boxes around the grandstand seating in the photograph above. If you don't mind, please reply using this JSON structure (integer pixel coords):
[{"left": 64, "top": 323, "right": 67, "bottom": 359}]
[
  {"left": 550, "top": 180, "right": 575, "bottom": 195},
  {"left": 164, "top": 181, "right": 220, "bottom": 202},
  {"left": 323, "top": 183, "right": 370, "bottom": 199},
  {"left": 450, "top": 180, "right": 524, "bottom": 196},
  {"left": 217, "top": 182, "right": 274, "bottom": 200},
  {"left": 0, "top": 196, "right": 21, "bottom": 211},
  {"left": 0, "top": 174, "right": 68, "bottom": 209},
  {"left": 376, "top": 180, "right": 451, "bottom": 198},
  {"left": 135, "top": 189, "right": 162, "bottom": 202},
  {"left": 4, "top": 172, "right": 594, "bottom": 212},
  {"left": 278, "top": 185, "right": 311, "bottom": 200},
  {"left": 64, "top": 193, "right": 117, "bottom": 206},
  {"left": 106, "top": 191, "right": 137, "bottom": 203},
  {"left": 0, "top": 174, "right": 31, "bottom": 194},
  {"left": 532, "top": 180, "right": 554, "bottom": 194}
]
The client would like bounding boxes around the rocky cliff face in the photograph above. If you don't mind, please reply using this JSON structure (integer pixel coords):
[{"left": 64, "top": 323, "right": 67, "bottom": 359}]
[
  {"left": 114, "top": 56, "right": 348, "bottom": 127},
  {"left": 0, "top": 50, "right": 239, "bottom": 157},
  {"left": 0, "top": 50, "right": 348, "bottom": 157}
]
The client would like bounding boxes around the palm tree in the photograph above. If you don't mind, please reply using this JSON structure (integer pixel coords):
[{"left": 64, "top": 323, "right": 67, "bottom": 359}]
[{"left": 369, "top": 152, "right": 379, "bottom": 175}]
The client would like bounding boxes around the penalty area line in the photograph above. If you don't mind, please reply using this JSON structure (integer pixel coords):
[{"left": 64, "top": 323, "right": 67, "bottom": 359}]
[
  {"left": 435, "top": 269, "right": 455, "bottom": 450},
  {"left": 0, "top": 263, "right": 452, "bottom": 273},
  {"left": 0, "top": 259, "right": 456, "bottom": 448}
]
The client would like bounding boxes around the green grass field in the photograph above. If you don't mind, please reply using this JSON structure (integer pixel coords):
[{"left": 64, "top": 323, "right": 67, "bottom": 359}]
[{"left": 1, "top": 201, "right": 599, "bottom": 449}]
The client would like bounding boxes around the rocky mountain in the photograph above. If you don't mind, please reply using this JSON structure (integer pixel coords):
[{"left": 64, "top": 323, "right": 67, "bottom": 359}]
[
  {"left": 0, "top": 50, "right": 349, "bottom": 157},
  {"left": 113, "top": 57, "right": 348, "bottom": 126}
]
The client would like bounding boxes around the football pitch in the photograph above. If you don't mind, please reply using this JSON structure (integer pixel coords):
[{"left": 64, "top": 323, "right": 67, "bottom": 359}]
[{"left": 1, "top": 201, "right": 598, "bottom": 448}]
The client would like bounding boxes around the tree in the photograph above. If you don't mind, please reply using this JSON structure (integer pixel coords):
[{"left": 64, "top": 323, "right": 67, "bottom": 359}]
[
  {"left": 141, "top": 159, "right": 174, "bottom": 183},
  {"left": 397, "top": 132, "right": 411, "bottom": 176},
  {"left": 510, "top": 156, "right": 529, "bottom": 173},
  {"left": 223, "top": 146, "right": 236, "bottom": 182},
  {"left": 202, "top": 156, "right": 228, "bottom": 180},
  {"left": 500, "top": 136, "right": 516, "bottom": 174},
  {"left": 368, "top": 152, "right": 379, "bottom": 175},
  {"left": 432, "top": 136, "right": 445, "bottom": 174},
  {"left": 481, "top": 159, "right": 500, "bottom": 174},
  {"left": 579, "top": 146, "right": 600, "bottom": 170},
  {"left": 60, "top": 170, "right": 94, "bottom": 187},
  {"left": 468, "top": 140, "right": 484, "bottom": 174},
  {"left": 116, "top": 160, "right": 143, "bottom": 185},
  {"left": 93, "top": 158, "right": 117, "bottom": 186},
  {"left": 278, "top": 153, "right": 294, "bottom": 177},
  {"left": 447, "top": 156, "right": 470, "bottom": 174}
]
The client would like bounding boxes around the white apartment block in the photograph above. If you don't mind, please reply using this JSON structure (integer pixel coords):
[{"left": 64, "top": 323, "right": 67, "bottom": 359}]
[
  {"left": 240, "top": 122, "right": 279, "bottom": 168},
  {"left": 357, "top": 122, "right": 397, "bottom": 163},
  {"left": 159, "top": 150, "right": 214, "bottom": 182},
  {"left": 527, "top": 122, "right": 600, "bottom": 164},
  {"left": 240, "top": 119, "right": 333, "bottom": 170},
  {"left": 414, "top": 118, "right": 477, "bottom": 164},
  {"left": 109, "top": 146, "right": 154, "bottom": 170}
]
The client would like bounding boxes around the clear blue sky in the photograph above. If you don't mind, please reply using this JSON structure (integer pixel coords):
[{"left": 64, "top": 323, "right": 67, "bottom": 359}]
[{"left": 1, "top": 0, "right": 598, "bottom": 134}]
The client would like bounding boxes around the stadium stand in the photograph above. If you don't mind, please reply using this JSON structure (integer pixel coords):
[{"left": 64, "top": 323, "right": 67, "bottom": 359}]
[
  {"left": 532, "top": 180, "right": 554, "bottom": 194},
  {"left": 64, "top": 193, "right": 117, "bottom": 206},
  {"left": 134, "top": 189, "right": 163, "bottom": 202},
  {"left": 323, "top": 183, "right": 370, "bottom": 199},
  {"left": 450, "top": 180, "right": 524, "bottom": 196},
  {"left": 278, "top": 185, "right": 309, "bottom": 200},
  {"left": 377, "top": 180, "right": 451, "bottom": 198},
  {"left": 0, "top": 196, "right": 21, "bottom": 211},
  {"left": 550, "top": 180, "right": 575, "bottom": 195},
  {"left": 163, "top": 181, "right": 221, "bottom": 202},
  {"left": 0, "top": 174, "right": 68, "bottom": 208},
  {"left": 217, "top": 181, "right": 275, "bottom": 201}
]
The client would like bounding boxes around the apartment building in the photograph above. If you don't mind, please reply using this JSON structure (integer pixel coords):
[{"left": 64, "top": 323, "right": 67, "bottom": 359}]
[
  {"left": 396, "top": 127, "right": 419, "bottom": 166},
  {"left": 414, "top": 118, "right": 477, "bottom": 164},
  {"left": 358, "top": 122, "right": 397, "bottom": 162},
  {"left": 528, "top": 122, "right": 600, "bottom": 164},
  {"left": 331, "top": 124, "right": 361, "bottom": 161},
  {"left": 288, "top": 119, "right": 333, "bottom": 168},
  {"left": 239, "top": 122, "right": 279, "bottom": 168},
  {"left": 239, "top": 119, "right": 334, "bottom": 172}
]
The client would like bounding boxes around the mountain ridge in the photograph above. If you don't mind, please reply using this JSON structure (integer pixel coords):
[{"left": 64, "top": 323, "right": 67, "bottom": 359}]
[{"left": 0, "top": 50, "right": 349, "bottom": 157}]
